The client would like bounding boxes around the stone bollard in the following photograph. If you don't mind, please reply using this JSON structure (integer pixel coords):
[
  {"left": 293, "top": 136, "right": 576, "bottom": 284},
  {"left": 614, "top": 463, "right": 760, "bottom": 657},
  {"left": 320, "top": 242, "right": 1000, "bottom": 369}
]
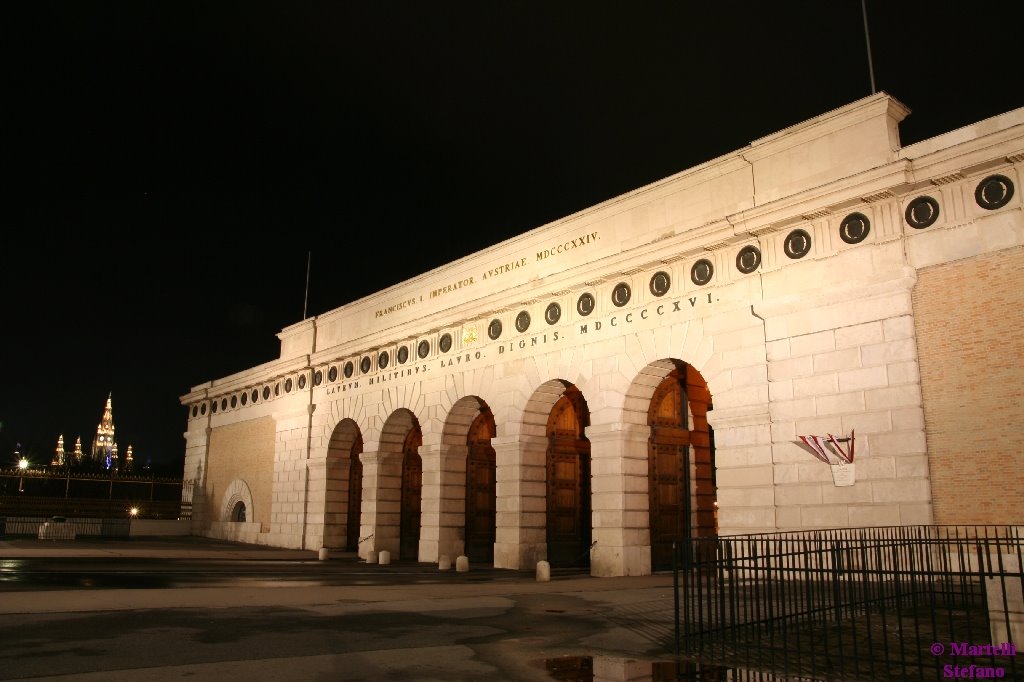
[
  {"left": 455, "top": 555, "right": 470, "bottom": 572},
  {"left": 318, "top": 547, "right": 330, "bottom": 561},
  {"left": 438, "top": 554, "right": 451, "bottom": 570},
  {"left": 365, "top": 550, "right": 377, "bottom": 564},
  {"left": 536, "top": 560, "right": 551, "bottom": 582},
  {"left": 379, "top": 550, "right": 391, "bottom": 565}
]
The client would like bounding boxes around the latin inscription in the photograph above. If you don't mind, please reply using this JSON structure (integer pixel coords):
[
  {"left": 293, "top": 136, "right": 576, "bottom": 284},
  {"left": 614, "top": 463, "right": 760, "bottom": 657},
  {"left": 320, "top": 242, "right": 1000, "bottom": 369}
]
[
  {"left": 482, "top": 257, "right": 526, "bottom": 280},
  {"left": 375, "top": 297, "right": 420, "bottom": 319},
  {"left": 430, "top": 277, "right": 475, "bottom": 299},
  {"left": 537, "top": 231, "right": 599, "bottom": 261}
]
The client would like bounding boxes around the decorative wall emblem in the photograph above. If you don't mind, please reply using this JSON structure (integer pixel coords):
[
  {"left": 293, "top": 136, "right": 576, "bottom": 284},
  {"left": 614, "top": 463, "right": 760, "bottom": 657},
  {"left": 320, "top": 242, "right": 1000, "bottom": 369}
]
[
  {"left": 212, "top": 400, "right": 218, "bottom": 413},
  {"left": 274, "top": 383, "right": 280, "bottom": 396},
  {"left": 328, "top": 366, "right": 338, "bottom": 382},
  {"left": 488, "top": 318, "right": 502, "bottom": 340},
  {"left": 221, "top": 398, "right": 228, "bottom": 410},
  {"left": 462, "top": 327, "right": 478, "bottom": 345},
  {"left": 545, "top": 302, "right": 561, "bottom": 325},
  {"left": 839, "top": 212, "right": 870, "bottom": 244},
  {"left": 251, "top": 389, "right": 258, "bottom": 403},
  {"left": 649, "top": 271, "right": 670, "bottom": 297},
  {"left": 240, "top": 392, "right": 247, "bottom": 406},
  {"left": 736, "top": 245, "right": 761, "bottom": 273},
  {"left": 515, "top": 311, "right": 531, "bottom": 333},
  {"left": 905, "top": 196, "right": 940, "bottom": 229},
  {"left": 397, "top": 345, "right": 409, "bottom": 364},
  {"left": 439, "top": 333, "right": 453, "bottom": 353},
  {"left": 378, "top": 351, "right": 389, "bottom": 369},
  {"left": 314, "top": 370, "right": 323, "bottom": 386},
  {"left": 192, "top": 406, "right": 198, "bottom": 418},
  {"left": 298, "top": 374, "right": 307, "bottom": 389},
  {"left": 691, "top": 259, "right": 714, "bottom": 286},
  {"left": 263, "top": 386, "right": 271, "bottom": 400},
  {"left": 344, "top": 361, "right": 354, "bottom": 378},
  {"left": 230, "top": 395, "right": 237, "bottom": 408},
  {"left": 418, "top": 340, "right": 431, "bottom": 359},
  {"left": 360, "top": 356, "right": 371, "bottom": 373},
  {"left": 612, "top": 282, "right": 631, "bottom": 307},
  {"left": 576, "top": 293, "right": 595, "bottom": 316},
  {"left": 285, "top": 378, "right": 293, "bottom": 393},
  {"left": 975, "top": 174, "right": 1014, "bottom": 210},
  {"left": 201, "top": 403, "right": 207, "bottom": 415},
  {"left": 784, "top": 229, "right": 812, "bottom": 259}
]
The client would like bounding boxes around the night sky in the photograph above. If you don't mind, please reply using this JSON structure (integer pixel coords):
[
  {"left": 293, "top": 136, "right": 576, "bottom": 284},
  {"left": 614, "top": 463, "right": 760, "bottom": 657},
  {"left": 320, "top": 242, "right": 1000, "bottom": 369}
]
[{"left": 3, "top": 1, "right": 1021, "bottom": 473}]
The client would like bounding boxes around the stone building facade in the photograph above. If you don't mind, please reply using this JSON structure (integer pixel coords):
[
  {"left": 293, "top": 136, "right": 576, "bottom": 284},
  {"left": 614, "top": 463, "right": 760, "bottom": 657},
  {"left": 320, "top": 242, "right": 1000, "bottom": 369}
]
[{"left": 180, "top": 93, "right": 1024, "bottom": 577}]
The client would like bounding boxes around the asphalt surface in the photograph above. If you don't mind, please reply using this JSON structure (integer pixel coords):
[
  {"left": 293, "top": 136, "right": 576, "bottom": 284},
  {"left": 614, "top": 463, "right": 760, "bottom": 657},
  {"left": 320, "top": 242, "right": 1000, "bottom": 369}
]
[{"left": 0, "top": 536, "right": 692, "bottom": 681}]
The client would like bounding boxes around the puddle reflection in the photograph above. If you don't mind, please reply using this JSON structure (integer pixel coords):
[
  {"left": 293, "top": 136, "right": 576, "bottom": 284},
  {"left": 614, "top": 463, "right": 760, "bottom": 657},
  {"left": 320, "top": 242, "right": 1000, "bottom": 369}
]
[{"left": 540, "top": 656, "right": 825, "bottom": 681}]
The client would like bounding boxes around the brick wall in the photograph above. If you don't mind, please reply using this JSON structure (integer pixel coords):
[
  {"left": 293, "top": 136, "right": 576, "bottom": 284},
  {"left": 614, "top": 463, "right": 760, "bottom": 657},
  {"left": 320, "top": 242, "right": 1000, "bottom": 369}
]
[
  {"left": 206, "top": 417, "right": 276, "bottom": 529},
  {"left": 913, "top": 246, "right": 1024, "bottom": 524}
]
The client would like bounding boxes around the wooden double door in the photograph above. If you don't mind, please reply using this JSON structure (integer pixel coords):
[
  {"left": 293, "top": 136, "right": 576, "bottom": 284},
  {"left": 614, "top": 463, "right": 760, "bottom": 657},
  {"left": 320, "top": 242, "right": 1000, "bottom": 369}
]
[
  {"left": 648, "top": 366, "right": 716, "bottom": 571},
  {"left": 465, "top": 410, "right": 497, "bottom": 563},
  {"left": 400, "top": 429, "right": 423, "bottom": 561},
  {"left": 546, "top": 387, "right": 592, "bottom": 568},
  {"left": 345, "top": 435, "right": 364, "bottom": 552}
]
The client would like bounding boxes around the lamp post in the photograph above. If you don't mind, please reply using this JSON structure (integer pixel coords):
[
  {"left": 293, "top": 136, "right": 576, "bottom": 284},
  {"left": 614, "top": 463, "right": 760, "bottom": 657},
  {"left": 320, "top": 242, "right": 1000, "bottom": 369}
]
[{"left": 18, "top": 456, "right": 28, "bottom": 493}]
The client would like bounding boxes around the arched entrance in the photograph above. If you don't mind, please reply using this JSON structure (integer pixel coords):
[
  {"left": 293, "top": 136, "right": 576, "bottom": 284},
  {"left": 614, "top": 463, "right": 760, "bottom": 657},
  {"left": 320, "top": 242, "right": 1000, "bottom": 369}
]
[
  {"left": 546, "top": 385, "right": 592, "bottom": 568},
  {"left": 345, "top": 433, "right": 364, "bottom": 551},
  {"left": 400, "top": 428, "right": 423, "bottom": 561},
  {"left": 648, "top": 363, "right": 716, "bottom": 570},
  {"left": 465, "top": 407, "right": 497, "bottom": 563}
]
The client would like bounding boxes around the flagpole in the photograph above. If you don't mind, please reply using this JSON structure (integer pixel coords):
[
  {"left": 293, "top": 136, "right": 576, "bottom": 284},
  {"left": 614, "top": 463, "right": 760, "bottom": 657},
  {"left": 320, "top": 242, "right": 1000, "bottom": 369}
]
[
  {"left": 303, "top": 250, "right": 311, "bottom": 320},
  {"left": 861, "top": 0, "right": 877, "bottom": 94}
]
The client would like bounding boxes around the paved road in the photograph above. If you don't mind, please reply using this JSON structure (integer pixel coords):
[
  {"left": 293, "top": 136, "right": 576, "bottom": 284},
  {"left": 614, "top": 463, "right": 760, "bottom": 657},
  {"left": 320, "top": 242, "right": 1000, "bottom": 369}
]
[{"left": 0, "top": 536, "right": 688, "bottom": 681}]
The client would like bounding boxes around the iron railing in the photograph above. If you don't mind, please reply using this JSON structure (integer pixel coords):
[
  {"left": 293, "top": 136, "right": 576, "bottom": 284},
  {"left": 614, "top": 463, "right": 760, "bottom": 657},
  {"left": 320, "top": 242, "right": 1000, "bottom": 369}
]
[{"left": 673, "top": 526, "right": 1022, "bottom": 680}]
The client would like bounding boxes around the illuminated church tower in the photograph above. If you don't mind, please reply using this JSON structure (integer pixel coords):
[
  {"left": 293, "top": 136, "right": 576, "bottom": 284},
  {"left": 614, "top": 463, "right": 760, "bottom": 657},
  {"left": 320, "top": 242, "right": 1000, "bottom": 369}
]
[
  {"left": 91, "top": 393, "right": 116, "bottom": 468},
  {"left": 52, "top": 434, "right": 66, "bottom": 467},
  {"left": 124, "top": 444, "right": 134, "bottom": 473},
  {"left": 72, "top": 436, "right": 84, "bottom": 465}
]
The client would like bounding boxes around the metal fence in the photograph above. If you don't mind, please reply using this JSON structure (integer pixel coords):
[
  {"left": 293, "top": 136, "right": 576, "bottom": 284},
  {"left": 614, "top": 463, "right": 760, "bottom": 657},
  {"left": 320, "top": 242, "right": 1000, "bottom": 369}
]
[
  {"left": 673, "top": 526, "right": 1022, "bottom": 680},
  {"left": 0, "top": 516, "right": 131, "bottom": 538}
]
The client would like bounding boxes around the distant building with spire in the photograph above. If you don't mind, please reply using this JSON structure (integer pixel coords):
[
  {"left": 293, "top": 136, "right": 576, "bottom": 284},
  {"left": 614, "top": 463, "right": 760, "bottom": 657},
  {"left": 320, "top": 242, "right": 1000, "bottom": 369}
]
[
  {"left": 91, "top": 393, "right": 116, "bottom": 469},
  {"left": 52, "top": 434, "right": 66, "bottom": 467},
  {"left": 72, "top": 436, "right": 84, "bottom": 465}
]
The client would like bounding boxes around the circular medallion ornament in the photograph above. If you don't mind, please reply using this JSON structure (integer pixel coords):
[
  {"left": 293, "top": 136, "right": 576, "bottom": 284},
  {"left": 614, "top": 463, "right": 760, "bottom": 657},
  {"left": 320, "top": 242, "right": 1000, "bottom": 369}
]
[
  {"left": 691, "top": 259, "right": 714, "bottom": 286},
  {"left": 275, "top": 383, "right": 280, "bottom": 396},
  {"left": 488, "top": 318, "right": 502, "bottom": 340},
  {"left": 576, "top": 293, "right": 595, "bottom": 317},
  {"left": 545, "top": 302, "right": 561, "bottom": 325},
  {"left": 784, "top": 229, "right": 812, "bottom": 259},
  {"left": 649, "top": 271, "right": 671, "bottom": 297},
  {"left": 230, "top": 395, "right": 237, "bottom": 408},
  {"left": 839, "top": 212, "right": 871, "bottom": 244},
  {"left": 905, "top": 196, "right": 940, "bottom": 229},
  {"left": 240, "top": 392, "right": 247, "bottom": 406},
  {"left": 418, "top": 340, "right": 430, "bottom": 359},
  {"left": 397, "top": 345, "right": 409, "bottom": 364},
  {"left": 439, "top": 333, "right": 453, "bottom": 353},
  {"left": 201, "top": 403, "right": 207, "bottom": 415},
  {"left": 612, "top": 282, "right": 631, "bottom": 307},
  {"left": 975, "top": 174, "right": 1014, "bottom": 210},
  {"left": 285, "top": 378, "right": 293, "bottom": 393},
  {"left": 298, "top": 374, "right": 307, "bottom": 390},
  {"left": 212, "top": 401, "right": 218, "bottom": 414},
  {"left": 251, "top": 389, "right": 259, "bottom": 403},
  {"left": 263, "top": 386, "right": 271, "bottom": 400},
  {"left": 344, "top": 361, "right": 354, "bottom": 378},
  {"left": 736, "top": 246, "right": 761, "bottom": 274},
  {"left": 515, "top": 311, "right": 531, "bottom": 333},
  {"left": 192, "top": 406, "right": 198, "bottom": 418},
  {"left": 221, "top": 398, "right": 228, "bottom": 410},
  {"left": 328, "top": 366, "right": 338, "bottom": 382},
  {"left": 314, "top": 370, "right": 322, "bottom": 386},
  {"left": 378, "top": 351, "right": 389, "bottom": 369},
  {"left": 360, "top": 356, "right": 371, "bottom": 373}
]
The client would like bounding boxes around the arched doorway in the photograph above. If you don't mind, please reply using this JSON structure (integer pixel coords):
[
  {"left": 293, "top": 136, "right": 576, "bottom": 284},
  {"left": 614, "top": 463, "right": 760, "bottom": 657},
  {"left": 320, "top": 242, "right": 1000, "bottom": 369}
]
[
  {"left": 400, "top": 428, "right": 423, "bottom": 561},
  {"left": 345, "top": 433, "right": 364, "bottom": 552},
  {"left": 546, "top": 385, "right": 591, "bottom": 568},
  {"left": 648, "top": 363, "right": 716, "bottom": 570},
  {"left": 465, "top": 407, "right": 496, "bottom": 563}
]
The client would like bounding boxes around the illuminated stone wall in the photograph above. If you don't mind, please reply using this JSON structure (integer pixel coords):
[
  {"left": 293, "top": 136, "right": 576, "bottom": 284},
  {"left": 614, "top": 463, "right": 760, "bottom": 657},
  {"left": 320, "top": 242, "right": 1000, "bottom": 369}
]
[
  {"left": 180, "top": 93, "right": 1024, "bottom": 575},
  {"left": 204, "top": 417, "right": 275, "bottom": 532}
]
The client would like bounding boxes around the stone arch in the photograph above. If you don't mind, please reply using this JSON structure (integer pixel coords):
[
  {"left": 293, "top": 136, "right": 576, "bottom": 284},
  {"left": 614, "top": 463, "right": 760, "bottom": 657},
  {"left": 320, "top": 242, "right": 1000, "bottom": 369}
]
[
  {"left": 376, "top": 408, "right": 423, "bottom": 561},
  {"left": 325, "top": 418, "right": 363, "bottom": 551},
  {"left": 221, "top": 478, "right": 254, "bottom": 523},
  {"left": 624, "top": 358, "right": 717, "bottom": 571}
]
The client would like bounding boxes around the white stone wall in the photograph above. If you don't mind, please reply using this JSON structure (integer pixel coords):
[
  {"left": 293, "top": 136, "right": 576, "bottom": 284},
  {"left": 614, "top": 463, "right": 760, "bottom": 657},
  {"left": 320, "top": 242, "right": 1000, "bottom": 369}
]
[{"left": 179, "top": 94, "right": 1024, "bottom": 575}]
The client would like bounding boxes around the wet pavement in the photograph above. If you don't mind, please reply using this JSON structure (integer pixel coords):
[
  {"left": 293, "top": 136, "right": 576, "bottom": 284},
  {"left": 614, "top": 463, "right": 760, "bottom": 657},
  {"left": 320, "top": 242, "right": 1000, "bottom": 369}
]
[{"left": 0, "top": 536, "right": 687, "bottom": 681}]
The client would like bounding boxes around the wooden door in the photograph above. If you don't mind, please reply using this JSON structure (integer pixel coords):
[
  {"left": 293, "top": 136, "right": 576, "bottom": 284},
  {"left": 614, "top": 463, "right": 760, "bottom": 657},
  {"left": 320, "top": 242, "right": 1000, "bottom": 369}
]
[
  {"left": 400, "top": 429, "right": 423, "bottom": 561},
  {"left": 546, "top": 387, "right": 591, "bottom": 568},
  {"left": 345, "top": 435, "right": 363, "bottom": 552},
  {"left": 648, "top": 366, "right": 716, "bottom": 571},
  {"left": 465, "top": 410, "right": 496, "bottom": 563}
]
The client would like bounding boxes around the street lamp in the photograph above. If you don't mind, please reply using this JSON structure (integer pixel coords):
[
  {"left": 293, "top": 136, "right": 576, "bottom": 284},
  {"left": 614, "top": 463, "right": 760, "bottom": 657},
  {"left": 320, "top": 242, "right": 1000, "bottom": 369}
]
[{"left": 18, "top": 456, "right": 28, "bottom": 492}]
